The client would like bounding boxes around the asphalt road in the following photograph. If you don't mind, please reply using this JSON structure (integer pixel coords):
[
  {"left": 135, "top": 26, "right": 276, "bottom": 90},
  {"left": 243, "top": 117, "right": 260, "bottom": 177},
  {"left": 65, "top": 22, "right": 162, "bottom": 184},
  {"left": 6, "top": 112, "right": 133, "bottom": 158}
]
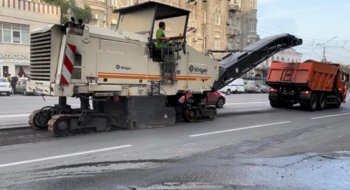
[{"left": 0, "top": 94, "right": 350, "bottom": 189}]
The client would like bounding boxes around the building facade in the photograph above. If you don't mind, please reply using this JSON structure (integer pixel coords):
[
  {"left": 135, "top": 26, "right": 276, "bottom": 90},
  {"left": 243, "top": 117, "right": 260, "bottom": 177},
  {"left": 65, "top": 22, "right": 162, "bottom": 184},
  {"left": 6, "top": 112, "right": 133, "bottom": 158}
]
[
  {"left": 75, "top": 0, "right": 118, "bottom": 28},
  {"left": 0, "top": 0, "right": 60, "bottom": 77},
  {"left": 73, "top": 0, "right": 257, "bottom": 55},
  {"left": 77, "top": 0, "right": 237, "bottom": 54},
  {"left": 227, "top": 0, "right": 258, "bottom": 51}
]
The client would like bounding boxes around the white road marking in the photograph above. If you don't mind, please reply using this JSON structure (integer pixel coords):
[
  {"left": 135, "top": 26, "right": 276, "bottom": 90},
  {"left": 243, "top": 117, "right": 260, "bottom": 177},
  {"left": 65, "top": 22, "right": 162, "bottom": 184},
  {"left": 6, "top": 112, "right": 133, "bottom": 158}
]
[
  {"left": 235, "top": 108, "right": 269, "bottom": 112},
  {"left": 0, "top": 114, "right": 30, "bottom": 119},
  {"left": 189, "top": 121, "right": 291, "bottom": 137},
  {"left": 0, "top": 144, "right": 132, "bottom": 168},
  {"left": 310, "top": 112, "right": 350, "bottom": 120},
  {"left": 225, "top": 101, "right": 269, "bottom": 106}
]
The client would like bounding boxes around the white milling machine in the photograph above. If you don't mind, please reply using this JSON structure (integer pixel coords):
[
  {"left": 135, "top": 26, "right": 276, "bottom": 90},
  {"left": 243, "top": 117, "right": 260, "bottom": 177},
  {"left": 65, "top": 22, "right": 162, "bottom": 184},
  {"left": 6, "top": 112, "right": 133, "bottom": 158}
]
[{"left": 28, "top": 2, "right": 302, "bottom": 136}]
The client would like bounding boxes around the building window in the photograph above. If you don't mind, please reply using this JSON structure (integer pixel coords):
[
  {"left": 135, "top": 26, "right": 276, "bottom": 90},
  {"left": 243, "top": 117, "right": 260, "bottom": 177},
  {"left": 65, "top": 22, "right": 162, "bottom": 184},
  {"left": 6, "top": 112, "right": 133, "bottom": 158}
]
[
  {"left": 121, "top": 0, "right": 129, "bottom": 6},
  {"left": 249, "top": 19, "right": 256, "bottom": 31},
  {"left": 214, "top": 38, "right": 221, "bottom": 50},
  {"left": 214, "top": 14, "right": 221, "bottom": 25},
  {"left": 12, "top": 24, "right": 21, "bottom": 44},
  {"left": 22, "top": 25, "right": 30, "bottom": 45},
  {"left": 0, "top": 22, "right": 30, "bottom": 45},
  {"left": 203, "top": 10, "right": 207, "bottom": 24},
  {"left": 250, "top": 0, "right": 255, "bottom": 9},
  {"left": 0, "top": 23, "right": 2, "bottom": 43},
  {"left": 3, "top": 22, "right": 11, "bottom": 43}
]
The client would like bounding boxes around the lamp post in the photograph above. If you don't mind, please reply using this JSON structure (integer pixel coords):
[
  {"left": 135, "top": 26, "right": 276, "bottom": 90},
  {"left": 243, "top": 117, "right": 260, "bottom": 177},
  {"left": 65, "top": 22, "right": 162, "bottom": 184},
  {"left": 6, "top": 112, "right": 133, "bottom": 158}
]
[{"left": 317, "top": 36, "right": 337, "bottom": 63}]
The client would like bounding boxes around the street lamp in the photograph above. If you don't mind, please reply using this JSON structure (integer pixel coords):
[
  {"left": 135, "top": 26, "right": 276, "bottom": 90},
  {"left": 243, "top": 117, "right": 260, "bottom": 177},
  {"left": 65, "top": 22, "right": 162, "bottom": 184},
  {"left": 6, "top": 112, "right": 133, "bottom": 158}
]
[{"left": 317, "top": 36, "right": 337, "bottom": 63}]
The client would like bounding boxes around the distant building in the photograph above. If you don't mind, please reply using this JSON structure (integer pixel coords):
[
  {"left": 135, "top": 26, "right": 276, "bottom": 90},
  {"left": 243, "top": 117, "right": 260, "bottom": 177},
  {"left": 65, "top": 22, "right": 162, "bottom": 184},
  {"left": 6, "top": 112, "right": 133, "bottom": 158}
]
[
  {"left": 75, "top": 0, "right": 119, "bottom": 28},
  {"left": 114, "top": 0, "right": 234, "bottom": 55},
  {"left": 227, "top": 0, "right": 258, "bottom": 51},
  {"left": 0, "top": 0, "right": 60, "bottom": 77},
  {"left": 68, "top": 0, "right": 260, "bottom": 60}
]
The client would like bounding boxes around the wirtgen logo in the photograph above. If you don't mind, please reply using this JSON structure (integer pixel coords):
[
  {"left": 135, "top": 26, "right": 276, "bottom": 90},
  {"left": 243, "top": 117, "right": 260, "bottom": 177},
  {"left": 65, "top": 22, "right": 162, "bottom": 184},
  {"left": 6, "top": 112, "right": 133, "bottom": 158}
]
[
  {"left": 189, "top": 65, "right": 208, "bottom": 74},
  {"left": 116, "top": 64, "right": 131, "bottom": 70}
]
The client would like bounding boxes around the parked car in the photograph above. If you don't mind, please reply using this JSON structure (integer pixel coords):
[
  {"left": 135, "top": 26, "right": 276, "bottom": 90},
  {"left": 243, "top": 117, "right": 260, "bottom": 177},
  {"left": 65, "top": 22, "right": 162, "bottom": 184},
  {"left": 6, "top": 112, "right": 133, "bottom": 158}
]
[
  {"left": 0, "top": 77, "right": 12, "bottom": 96},
  {"left": 244, "top": 80, "right": 258, "bottom": 93},
  {"left": 256, "top": 84, "right": 270, "bottom": 93},
  {"left": 16, "top": 78, "right": 31, "bottom": 95},
  {"left": 179, "top": 91, "right": 226, "bottom": 108},
  {"left": 219, "top": 78, "right": 245, "bottom": 95}
]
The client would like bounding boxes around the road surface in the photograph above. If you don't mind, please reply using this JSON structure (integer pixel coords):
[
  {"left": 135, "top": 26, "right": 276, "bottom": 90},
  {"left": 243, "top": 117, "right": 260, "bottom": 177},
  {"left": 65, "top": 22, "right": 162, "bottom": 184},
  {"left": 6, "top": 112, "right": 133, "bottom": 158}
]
[{"left": 0, "top": 93, "right": 349, "bottom": 189}]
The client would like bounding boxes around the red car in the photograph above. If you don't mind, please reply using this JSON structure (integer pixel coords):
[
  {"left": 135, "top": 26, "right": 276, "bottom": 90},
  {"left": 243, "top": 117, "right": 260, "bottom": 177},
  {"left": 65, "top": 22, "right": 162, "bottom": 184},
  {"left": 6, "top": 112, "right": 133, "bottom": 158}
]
[{"left": 179, "top": 91, "right": 226, "bottom": 108}]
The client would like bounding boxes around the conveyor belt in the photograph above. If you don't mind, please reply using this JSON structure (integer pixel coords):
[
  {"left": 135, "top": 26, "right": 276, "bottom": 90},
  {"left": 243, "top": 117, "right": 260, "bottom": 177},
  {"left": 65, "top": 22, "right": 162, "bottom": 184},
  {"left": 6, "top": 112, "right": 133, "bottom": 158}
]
[{"left": 211, "top": 34, "right": 303, "bottom": 91}]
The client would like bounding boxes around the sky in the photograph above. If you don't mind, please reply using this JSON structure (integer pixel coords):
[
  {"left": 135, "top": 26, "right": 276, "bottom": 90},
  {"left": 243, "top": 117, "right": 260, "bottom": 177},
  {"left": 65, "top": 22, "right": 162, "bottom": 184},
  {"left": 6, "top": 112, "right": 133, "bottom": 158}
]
[{"left": 257, "top": 0, "right": 350, "bottom": 65}]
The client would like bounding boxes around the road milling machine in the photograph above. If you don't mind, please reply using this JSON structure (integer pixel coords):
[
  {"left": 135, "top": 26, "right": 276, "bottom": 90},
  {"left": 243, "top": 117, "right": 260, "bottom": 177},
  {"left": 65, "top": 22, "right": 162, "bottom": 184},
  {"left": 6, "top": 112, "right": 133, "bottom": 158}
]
[{"left": 28, "top": 2, "right": 302, "bottom": 136}]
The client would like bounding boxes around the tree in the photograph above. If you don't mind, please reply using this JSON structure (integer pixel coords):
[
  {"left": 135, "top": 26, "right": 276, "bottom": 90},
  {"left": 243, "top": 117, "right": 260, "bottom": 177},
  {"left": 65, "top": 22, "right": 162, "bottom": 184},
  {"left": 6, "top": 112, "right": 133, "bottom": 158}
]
[{"left": 42, "top": 0, "right": 92, "bottom": 24}]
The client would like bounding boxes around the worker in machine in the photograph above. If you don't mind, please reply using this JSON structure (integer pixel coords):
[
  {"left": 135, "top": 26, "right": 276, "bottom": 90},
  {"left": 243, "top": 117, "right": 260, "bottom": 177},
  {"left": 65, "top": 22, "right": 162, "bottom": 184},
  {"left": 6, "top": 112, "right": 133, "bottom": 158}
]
[{"left": 156, "top": 21, "right": 170, "bottom": 60}]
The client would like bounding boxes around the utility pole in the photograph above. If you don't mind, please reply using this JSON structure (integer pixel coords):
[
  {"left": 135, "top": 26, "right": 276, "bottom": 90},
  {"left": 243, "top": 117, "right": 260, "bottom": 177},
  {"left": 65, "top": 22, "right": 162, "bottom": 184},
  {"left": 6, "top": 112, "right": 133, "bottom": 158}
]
[{"left": 319, "top": 36, "right": 337, "bottom": 63}]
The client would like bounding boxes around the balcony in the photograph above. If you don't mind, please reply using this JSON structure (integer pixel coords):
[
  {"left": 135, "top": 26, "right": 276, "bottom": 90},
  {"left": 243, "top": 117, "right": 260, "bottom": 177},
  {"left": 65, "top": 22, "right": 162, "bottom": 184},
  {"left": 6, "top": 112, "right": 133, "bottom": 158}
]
[
  {"left": 187, "top": 20, "right": 198, "bottom": 32},
  {"left": 248, "top": 31, "right": 258, "bottom": 39},
  {"left": 227, "top": 27, "right": 240, "bottom": 36},
  {"left": 228, "top": 3, "right": 241, "bottom": 12}
]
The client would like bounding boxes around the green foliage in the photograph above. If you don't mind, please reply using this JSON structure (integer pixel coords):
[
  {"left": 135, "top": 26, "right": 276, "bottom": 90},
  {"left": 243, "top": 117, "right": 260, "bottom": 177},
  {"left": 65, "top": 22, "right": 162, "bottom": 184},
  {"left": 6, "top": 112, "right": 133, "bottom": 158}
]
[
  {"left": 42, "top": 0, "right": 92, "bottom": 24},
  {"left": 72, "top": 5, "right": 92, "bottom": 23}
]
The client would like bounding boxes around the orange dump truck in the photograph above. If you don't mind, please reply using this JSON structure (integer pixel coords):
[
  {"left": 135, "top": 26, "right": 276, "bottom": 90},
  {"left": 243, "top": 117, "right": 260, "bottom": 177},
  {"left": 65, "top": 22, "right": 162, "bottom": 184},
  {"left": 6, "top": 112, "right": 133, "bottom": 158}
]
[{"left": 266, "top": 61, "right": 349, "bottom": 111}]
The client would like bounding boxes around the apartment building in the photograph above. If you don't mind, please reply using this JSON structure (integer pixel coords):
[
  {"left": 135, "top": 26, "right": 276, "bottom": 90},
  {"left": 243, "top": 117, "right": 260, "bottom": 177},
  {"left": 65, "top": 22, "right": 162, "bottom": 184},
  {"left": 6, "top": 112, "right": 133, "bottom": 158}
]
[
  {"left": 227, "top": 0, "right": 258, "bottom": 50},
  {"left": 0, "top": 0, "right": 60, "bottom": 77},
  {"left": 114, "top": 0, "right": 228, "bottom": 54}
]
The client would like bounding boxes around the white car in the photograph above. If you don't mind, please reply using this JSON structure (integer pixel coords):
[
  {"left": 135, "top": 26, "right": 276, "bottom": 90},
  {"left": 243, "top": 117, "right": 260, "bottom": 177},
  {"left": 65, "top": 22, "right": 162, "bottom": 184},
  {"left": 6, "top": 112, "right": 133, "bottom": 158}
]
[
  {"left": 0, "top": 77, "right": 12, "bottom": 96},
  {"left": 244, "top": 80, "right": 259, "bottom": 93},
  {"left": 220, "top": 78, "right": 245, "bottom": 95}
]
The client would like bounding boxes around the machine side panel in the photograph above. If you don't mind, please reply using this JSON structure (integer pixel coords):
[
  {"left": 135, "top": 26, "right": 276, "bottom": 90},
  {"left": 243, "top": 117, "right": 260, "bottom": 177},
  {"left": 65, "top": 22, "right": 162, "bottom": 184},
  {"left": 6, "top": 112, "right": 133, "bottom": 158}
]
[
  {"left": 95, "top": 39, "right": 148, "bottom": 85},
  {"left": 186, "top": 46, "right": 218, "bottom": 93}
]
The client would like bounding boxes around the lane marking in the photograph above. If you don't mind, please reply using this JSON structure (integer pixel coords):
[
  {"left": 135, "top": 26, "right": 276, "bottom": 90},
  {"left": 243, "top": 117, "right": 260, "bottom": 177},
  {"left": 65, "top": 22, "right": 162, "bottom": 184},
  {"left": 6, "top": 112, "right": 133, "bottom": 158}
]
[
  {"left": 235, "top": 108, "right": 270, "bottom": 112},
  {"left": 0, "top": 144, "right": 132, "bottom": 168},
  {"left": 225, "top": 101, "right": 269, "bottom": 106},
  {"left": 310, "top": 112, "right": 350, "bottom": 120},
  {"left": 0, "top": 114, "right": 30, "bottom": 119},
  {"left": 189, "top": 121, "right": 291, "bottom": 137}
]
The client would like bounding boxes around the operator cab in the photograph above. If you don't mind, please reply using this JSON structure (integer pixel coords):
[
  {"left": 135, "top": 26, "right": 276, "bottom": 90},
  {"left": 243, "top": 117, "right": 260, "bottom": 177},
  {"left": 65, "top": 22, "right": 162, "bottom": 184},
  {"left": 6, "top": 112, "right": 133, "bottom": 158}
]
[{"left": 114, "top": 2, "right": 190, "bottom": 61}]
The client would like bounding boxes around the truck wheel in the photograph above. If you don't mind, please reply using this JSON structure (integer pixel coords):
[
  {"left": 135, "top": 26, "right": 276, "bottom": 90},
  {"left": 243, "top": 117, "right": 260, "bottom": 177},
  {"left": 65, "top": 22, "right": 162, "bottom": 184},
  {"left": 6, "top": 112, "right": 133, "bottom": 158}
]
[
  {"left": 226, "top": 89, "right": 231, "bottom": 95},
  {"left": 318, "top": 94, "right": 326, "bottom": 110},
  {"left": 270, "top": 100, "right": 282, "bottom": 108},
  {"left": 6, "top": 92, "right": 11, "bottom": 96},
  {"left": 308, "top": 93, "right": 318, "bottom": 111},
  {"left": 334, "top": 95, "right": 342, "bottom": 108}
]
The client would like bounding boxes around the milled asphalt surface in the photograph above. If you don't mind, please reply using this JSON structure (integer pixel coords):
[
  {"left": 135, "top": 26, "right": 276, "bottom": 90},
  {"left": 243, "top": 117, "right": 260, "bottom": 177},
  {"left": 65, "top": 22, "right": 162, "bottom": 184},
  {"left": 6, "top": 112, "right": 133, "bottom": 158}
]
[{"left": 0, "top": 93, "right": 350, "bottom": 189}]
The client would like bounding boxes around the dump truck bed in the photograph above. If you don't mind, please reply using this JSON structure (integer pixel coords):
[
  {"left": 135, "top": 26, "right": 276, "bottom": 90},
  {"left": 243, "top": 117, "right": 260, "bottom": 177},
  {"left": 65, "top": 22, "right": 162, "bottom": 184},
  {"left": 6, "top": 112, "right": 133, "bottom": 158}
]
[{"left": 266, "top": 61, "right": 341, "bottom": 91}]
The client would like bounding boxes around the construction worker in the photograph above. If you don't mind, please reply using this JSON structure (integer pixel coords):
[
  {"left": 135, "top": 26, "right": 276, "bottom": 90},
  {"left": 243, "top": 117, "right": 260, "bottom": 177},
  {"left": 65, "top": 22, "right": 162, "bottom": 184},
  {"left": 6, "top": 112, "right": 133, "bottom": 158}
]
[
  {"left": 156, "top": 21, "right": 170, "bottom": 60},
  {"left": 10, "top": 75, "right": 18, "bottom": 94}
]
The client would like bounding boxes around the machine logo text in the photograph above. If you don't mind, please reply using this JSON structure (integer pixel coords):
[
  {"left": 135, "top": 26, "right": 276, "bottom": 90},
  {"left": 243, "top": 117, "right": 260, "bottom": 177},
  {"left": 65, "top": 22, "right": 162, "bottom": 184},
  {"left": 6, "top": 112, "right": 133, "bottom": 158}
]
[{"left": 189, "top": 65, "right": 208, "bottom": 74}]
